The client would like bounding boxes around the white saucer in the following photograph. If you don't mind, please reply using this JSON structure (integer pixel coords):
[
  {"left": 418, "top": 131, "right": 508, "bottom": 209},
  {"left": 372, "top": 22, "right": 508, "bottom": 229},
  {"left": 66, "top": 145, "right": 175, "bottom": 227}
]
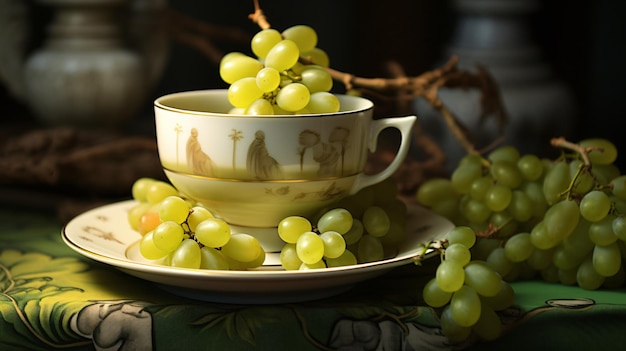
[{"left": 62, "top": 200, "right": 453, "bottom": 304}]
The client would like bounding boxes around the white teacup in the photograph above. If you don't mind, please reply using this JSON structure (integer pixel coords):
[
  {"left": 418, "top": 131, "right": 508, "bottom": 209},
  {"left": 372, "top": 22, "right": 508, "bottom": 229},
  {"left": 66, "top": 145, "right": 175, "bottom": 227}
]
[{"left": 154, "top": 90, "right": 416, "bottom": 250}]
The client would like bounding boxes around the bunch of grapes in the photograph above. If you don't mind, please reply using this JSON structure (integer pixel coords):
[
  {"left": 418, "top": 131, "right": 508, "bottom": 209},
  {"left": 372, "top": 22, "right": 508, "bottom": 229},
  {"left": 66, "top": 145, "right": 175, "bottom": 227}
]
[
  {"left": 220, "top": 24, "right": 340, "bottom": 115},
  {"left": 277, "top": 177, "right": 409, "bottom": 270},
  {"left": 423, "top": 226, "right": 515, "bottom": 342},
  {"left": 417, "top": 137, "right": 626, "bottom": 290},
  {"left": 127, "top": 178, "right": 264, "bottom": 270}
]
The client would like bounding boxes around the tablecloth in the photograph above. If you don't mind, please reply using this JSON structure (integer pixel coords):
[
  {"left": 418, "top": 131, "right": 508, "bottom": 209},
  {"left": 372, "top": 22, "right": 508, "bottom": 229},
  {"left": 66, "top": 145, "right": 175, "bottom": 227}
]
[{"left": 2, "top": 205, "right": 626, "bottom": 351}]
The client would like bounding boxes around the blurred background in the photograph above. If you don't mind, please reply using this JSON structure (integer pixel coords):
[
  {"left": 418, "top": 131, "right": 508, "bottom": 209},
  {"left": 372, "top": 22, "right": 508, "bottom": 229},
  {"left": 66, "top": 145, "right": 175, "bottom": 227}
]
[{"left": 1, "top": 0, "right": 625, "bottom": 217}]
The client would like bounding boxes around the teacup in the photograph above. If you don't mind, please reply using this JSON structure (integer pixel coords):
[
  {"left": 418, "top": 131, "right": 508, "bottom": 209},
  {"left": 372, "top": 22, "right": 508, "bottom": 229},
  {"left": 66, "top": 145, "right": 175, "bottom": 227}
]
[{"left": 154, "top": 90, "right": 416, "bottom": 250}]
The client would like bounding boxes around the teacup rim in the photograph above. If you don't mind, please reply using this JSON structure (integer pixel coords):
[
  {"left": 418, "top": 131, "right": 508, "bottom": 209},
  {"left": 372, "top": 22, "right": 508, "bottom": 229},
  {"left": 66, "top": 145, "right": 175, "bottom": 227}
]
[{"left": 154, "top": 89, "right": 374, "bottom": 118}]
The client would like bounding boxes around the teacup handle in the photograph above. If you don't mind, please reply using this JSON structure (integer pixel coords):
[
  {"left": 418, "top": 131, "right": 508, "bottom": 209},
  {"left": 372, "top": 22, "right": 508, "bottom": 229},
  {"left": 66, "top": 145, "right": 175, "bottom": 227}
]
[{"left": 349, "top": 115, "right": 417, "bottom": 194}]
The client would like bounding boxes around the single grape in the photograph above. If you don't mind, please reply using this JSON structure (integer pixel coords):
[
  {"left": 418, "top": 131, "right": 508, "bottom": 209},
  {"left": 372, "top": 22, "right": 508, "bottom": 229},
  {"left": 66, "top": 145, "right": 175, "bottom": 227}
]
[
  {"left": 579, "top": 138, "right": 618, "bottom": 165},
  {"left": 463, "top": 261, "right": 502, "bottom": 297},
  {"left": 280, "top": 243, "right": 302, "bottom": 270},
  {"left": 300, "top": 66, "right": 333, "bottom": 93},
  {"left": 507, "top": 190, "right": 534, "bottom": 222},
  {"left": 472, "top": 304, "right": 502, "bottom": 341},
  {"left": 186, "top": 206, "right": 214, "bottom": 232},
  {"left": 436, "top": 260, "right": 465, "bottom": 292},
  {"left": 158, "top": 196, "right": 190, "bottom": 224},
  {"left": 485, "top": 247, "right": 513, "bottom": 277},
  {"left": 145, "top": 181, "right": 178, "bottom": 204},
  {"left": 485, "top": 184, "right": 513, "bottom": 212},
  {"left": 445, "top": 243, "right": 471, "bottom": 267},
  {"left": 132, "top": 177, "right": 156, "bottom": 202},
  {"left": 544, "top": 199, "right": 580, "bottom": 240},
  {"left": 446, "top": 226, "right": 477, "bottom": 249},
  {"left": 325, "top": 250, "right": 358, "bottom": 267},
  {"left": 299, "top": 260, "right": 327, "bottom": 270},
  {"left": 450, "top": 285, "right": 481, "bottom": 327},
  {"left": 611, "top": 216, "right": 626, "bottom": 241},
  {"left": 221, "top": 233, "right": 263, "bottom": 263},
  {"left": 451, "top": 161, "right": 483, "bottom": 194},
  {"left": 610, "top": 175, "right": 626, "bottom": 201},
  {"left": 228, "top": 77, "right": 263, "bottom": 108},
  {"left": 320, "top": 231, "right": 346, "bottom": 259},
  {"left": 440, "top": 306, "right": 472, "bottom": 343},
  {"left": 195, "top": 218, "right": 231, "bottom": 248},
  {"left": 577, "top": 256, "right": 606, "bottom": 290},
  {"left": 276, "top": 83, "right": 310, "bottom": 112},
  {"left": 579, "top": 190, "right": 611, "bottom": 222},
  {"left": 592, "top": 242, "right": 621, "bottom": 277},
  {"left": 282, "top": 25, "right": 318, "bottom": 52},
  {"left": 256, "top": 67, "right": 281, "bottom": 93},
  {"left": 152, "top": 221, "right": 184, "bottom": 253},
  {"left": 250, "top": 28, "right": 282, "bottom": 58},
  {"left": 136, "top": 210, "right": 161, "bottom": 235},
  {"left": 481, "top": 280, "right": 515, "bottom": 311},
  {"left": 264, "top": 39, "right": 300, "bottom": 72},
  {"left": 490, "top": 160, "right": 523, "bottom": 189},
  {"left": 588, "top": 215, "right": 619, "bottom": 246},
  {"left": 461, "top": 198, "right": 491, "bottom": 224},
  {"left": 278, "top": 216, "right": 312, "bottom": 244},
  {"left": 488, "top": 145, "right": 520, "bottom": 163},
  {"left": 199, "top": 246, "right": 230, "bottom": 270},
  {"left": 356, "top": 235, "right": 384, "bottom": 263},
  {"left": 301, "top": 47, "right": 329, "bottom": 67},
  {"left": 296, "top": 231, "right": 325, "bottom": 264},
  {"left": 416, "top": 178, "right": 458, "bottom": 207},
  {"left": 517, "top": 154, "right": 544, "bottom": 181},
  {"left": 542, "top": 161, "right": 570, "bottom": 205},
  {"left": 219, "top": 52, "right": 264, "bottom": 84},
  {"left": 306, "top": 91, "right": 340, "bottom": 113},
  {"left": 362, "top": 206, "right": 390, "bottom": 237},
  {"left": 170, "top": 239, "right": 202, "bottom": 269},
  {"left": 317, "top": 208, "right": 353, "bottom": 234},
  {"left": 139, "top": 230, "right": 169, "bottom": 260},
  {"left": 245, "top": 98, "right": 274, "bottom": 115},
  {"left": 469, "top": 176, "right": 493, "bottom": 201},
  {"left": 423, "top": 278, "right": 453, "bottom": 308},
  {"left": 504, "top": 232, "right": 534, "bottom": 263}
]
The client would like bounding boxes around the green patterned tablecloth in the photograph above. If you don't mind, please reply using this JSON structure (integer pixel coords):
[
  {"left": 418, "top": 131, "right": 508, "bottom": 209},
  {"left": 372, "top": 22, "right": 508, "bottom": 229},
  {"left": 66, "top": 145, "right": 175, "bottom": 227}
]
[{"left": 2, "top": 206, "right": 626, "bottom": 350}]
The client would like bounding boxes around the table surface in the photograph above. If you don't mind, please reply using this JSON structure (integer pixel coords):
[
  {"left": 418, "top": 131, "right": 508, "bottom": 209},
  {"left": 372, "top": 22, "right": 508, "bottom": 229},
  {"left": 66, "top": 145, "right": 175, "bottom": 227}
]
[{"left": 2, "top": 204, "right": 626, "bottom": 351}]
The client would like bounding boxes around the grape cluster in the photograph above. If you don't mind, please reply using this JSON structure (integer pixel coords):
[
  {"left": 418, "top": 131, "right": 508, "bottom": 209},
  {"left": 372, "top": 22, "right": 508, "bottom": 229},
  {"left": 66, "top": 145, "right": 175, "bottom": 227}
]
[
  {"left": 127, "top": 178, "right": 264, "bottom": 270},
  {"left": 220, "top": 24, "right": 340, "bottom": 115},
  {"left": 417, "top": 138, "right": 626, "bottom": 290},
  {"left": 277, "top": 177, "right": 409, "bottom": 270},
  {"left": 423, "top": 226, "right": 515, "bottom": 342}
]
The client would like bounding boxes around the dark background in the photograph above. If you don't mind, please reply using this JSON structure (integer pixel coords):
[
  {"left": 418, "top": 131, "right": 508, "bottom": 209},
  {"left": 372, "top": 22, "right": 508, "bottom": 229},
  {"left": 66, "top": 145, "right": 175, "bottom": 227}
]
[{"left": 2, "top": 0, "right": 626, "bottom": 166}]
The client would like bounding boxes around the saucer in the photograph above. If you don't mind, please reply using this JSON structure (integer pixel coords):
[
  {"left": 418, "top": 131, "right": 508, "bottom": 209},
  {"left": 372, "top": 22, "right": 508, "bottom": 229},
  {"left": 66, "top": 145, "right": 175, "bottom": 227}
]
[{"left": 62, "top": 200, "right": 453, "bottom": 304}]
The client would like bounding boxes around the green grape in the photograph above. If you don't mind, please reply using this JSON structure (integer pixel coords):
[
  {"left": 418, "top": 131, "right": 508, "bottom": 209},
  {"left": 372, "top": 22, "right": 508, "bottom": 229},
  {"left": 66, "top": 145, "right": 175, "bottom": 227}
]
[
  {"left": 461, "top": 197, "right": 491, "bottom": 224},
  {"left": 451, "top": 161, "right": 483, "bottom": 194},
  {"left": 450, "top": 285, "right": 481, "bottom": 327},
  {"left": 592, "top": 164, "right": 621, "bottom": 185},
  {"left": 486, "top": 247, "right": 513, "bottom": 277},
  {"left": 517, "top": 154, "right": 544, "bottom": 181},
  {"left": 276, "top": 83, "right": 310, "bottom": 112},
  {"left": 132, "top": 177, "right": 156, "bottom": 202},
  {"left": 485, "top": 183, "right": 512, "bottom": 212},
  {"left": 145, "top": 181, "right": 178, "bottom": 204},
  {"left": 552, "top": 245, "right": 583, "bottom": 270},
  {"left": 139, "top": 231, "right": 169, "bottom": 260},
  {"left": 611, "top": 216, "right": 626, "bottom": 241},
  {"left": 507, "top": 190, "right": 534, "bottom": 222},
  {"left": 320, "top": 231, "right": 346, "bottom": 259},
  {"left": 577, "top": 256, "right": 605, "bottom": 290},
  {"left": 579, "top": 138, "right": 618, "bottom": 165},
  {"left": 610, "top": 175, "right": 626, "bottom": 201},
  {"left": 463, "top": 261, "right": 502, "bottom": 297},
  {"left": 469, "top": 176, "right": 493, "bottom": 201},
  {"left": 301, "top": 47, "right": 329, "bottom": 67},
  {"left": 579, "top": 190, "right": 611, "bottom": 222},
  {"left": 488, "top": 211, "right": 518, "bottom": 238},
  {"left": 562, "top": 219, "right": 594, "bottom": 258},
  {"left": 158, "top": 195, "right": 190, "bottom": 224},
  {"left": 228, "top": 77, "right": 263, "bottom": 108},
  {"left": 245, "top": 98, "right": 274, "bottom": 115},
  {"left": 299, "top": 260, "right": 327, "bottom": 270},
  {"left": 255, "top": 67, "right": 281, "bottom": 93},
  {"left": 504, "top": 232, "right": 534, "bottom": 263},
  {"left": 187, "top": 206, "right": 214, "bottom": 232},
  {"left": 300, "top": 66, "right": 333, "bottom": 93},
  {"left": 472, "top": 304, "right": 502, "bottom": 341},
  {"left": 278, "top": 216, "right": 312, "bottom": 244},
  {"left": 362, "top": 206, "right": 390, "bottom": 237},
  {"left": 490, "top": 160, "right": 523, "bottom": 189},
  {"left": 521, "top": 181, "right": 548, "bottom": 218},
  {"left": 250, "top": 28, "right": 282, "bottom": 58},
  {"left": 264, "top": 39, "right": 300, "bottom": 71},
  {"left": 280, "top": 243, "right": 302, "bottom": 270},
  {"left": 238, "top": 248, "right": 265, "bottom": 269},
  {"left": 544, "top": 199, "right": 580, "bottom": 241},
  {"left": 592, "top": 242, "right": 621, "bottom": 277},
  {"left": 422, "top": 278, "right": 452, "bottom": 308},
  {"left": 170, "top": 239, "right": 202, "bottom": 269},
  {"left": 471, "top": 238, "right": 500, "bottom": 261},
  {"left": 306, "top": 91, "right": 340, "bottom": 113},
  {"left": 296, "top": 231, "right": 325, "bottom": 264},
  {"left": 446, "top": 226, "right": 476, "bottom": 249},
  {"left": 445, "top": 243, "right": 471, "bottom": 267},
  {"left": 199, "top": 246, "right": 230, "bottom": 270},
  {"left": 325, "top": 249, "right": 358, "bottom": 267},
  {"left": 416, "top": 178, "right": 458, "bottom": 207},
  {"left": 282, "top": 25, "right": 318, "bottom": 52},
  {"left": 221, "top": 233, "right": 262, "bottom": 263},
  {"left": 488, "top": 145, "right": 520, "bottom": 163},
  {"left": 317, "top": 208, "right": 353, "bottom": 234},
  {"left": 195, "top": 218, "right": 231, "bottom": 248},
  {"left": 588, "top": 215, "right": 619, "bottom": 246},
  {"left": 436, "top": 260, "right": 465, "bottom": 292},
  {"left": 440, "top": 306, "right": 472, "bottom": 343},
  {"left": 128, "top": 202, "right": 151, "bottom": 231},
  {"left": 356, "top": 235, "right": 384, "bottom": 263},
  {"left": 342, "top": 218, "right": 364, "bottom": 245},
  {"left": 481, "top": 280, "right": 515, "bottom": 311},
  {"left": 530, "top": 220, "right": 560, "bottom": 250},
  {"left": 152, "top": 221, "right": 184, "bottom": 253},
  {"left": 569, "top": 160, "right": 595, "bottom": 194},
  {"left": 542, "top": 161, "right": 570, "bottom": 205},
  {"left": 219, "top": 52, "right": 264, "bottom": 84}
]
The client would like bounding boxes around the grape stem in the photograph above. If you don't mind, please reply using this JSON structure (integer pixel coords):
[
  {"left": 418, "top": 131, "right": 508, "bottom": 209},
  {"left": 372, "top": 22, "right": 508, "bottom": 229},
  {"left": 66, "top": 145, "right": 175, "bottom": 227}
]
[
  {"left": 412, "top": 240, "right": 446, "bottom": 264},
  {"left": 550, "top": 136, "right": 604, "bottom": 200}
]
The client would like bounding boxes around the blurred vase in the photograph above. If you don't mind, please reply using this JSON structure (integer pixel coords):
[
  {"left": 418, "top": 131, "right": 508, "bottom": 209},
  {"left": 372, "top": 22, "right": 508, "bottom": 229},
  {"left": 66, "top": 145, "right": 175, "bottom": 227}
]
[
  {"left": 23, "top": 0, "right": 148, "bottom": 129},
  {"left": 415, "top": 0, "right": 577, "bottom": 171}
]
